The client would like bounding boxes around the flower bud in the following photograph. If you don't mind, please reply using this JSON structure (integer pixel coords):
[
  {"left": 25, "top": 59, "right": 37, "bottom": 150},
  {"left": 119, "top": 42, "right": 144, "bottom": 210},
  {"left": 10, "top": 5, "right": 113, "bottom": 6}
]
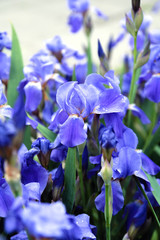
[
  {"left": 134, "top": 7, "right": 143, "bottom": 31},
  {"left": 100, "top": 158, "right": 112, "bottom": 184},
  {"left": 134, "top": 41, "right": 150, "bottom": 70},
  {"left": 132, "top": 0, "right": 140, "bottom": 14},
  {"left": 125, "top": 14, "right": 135, "bottom": 37}
]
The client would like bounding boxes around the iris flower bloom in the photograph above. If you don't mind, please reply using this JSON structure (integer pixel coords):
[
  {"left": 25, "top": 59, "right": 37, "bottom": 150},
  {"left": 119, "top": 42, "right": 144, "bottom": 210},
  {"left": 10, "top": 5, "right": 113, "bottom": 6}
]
[{"left": 49, "top": 73, "right": 128, "bottom": 147}]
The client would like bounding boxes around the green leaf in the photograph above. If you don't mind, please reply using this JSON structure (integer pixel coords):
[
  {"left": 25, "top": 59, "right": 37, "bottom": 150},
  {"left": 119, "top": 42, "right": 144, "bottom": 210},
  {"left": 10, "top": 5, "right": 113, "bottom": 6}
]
[
  {"left": 134, "top": 176, "right": 160, "bottom": 227},
  {"left": 27, "top": 113, "right": 56, "bottom": 142},
  {"left": 23, "top": 125, "right": 32, "bottom": 149},
  {"left": 62, "top": 147, "right": 76, "bottom": 213},
  {"left": 72, "top": 66, "right": 76, "bottom": 81},
  {"left": 145, "top": 172, "right": 160, "bottom": 206},
  {"left": 7, "top": 24, "right": 24, "bottom": 107},
  {"left": 87, "top": 35, "right": 92, "bottom": 75}
]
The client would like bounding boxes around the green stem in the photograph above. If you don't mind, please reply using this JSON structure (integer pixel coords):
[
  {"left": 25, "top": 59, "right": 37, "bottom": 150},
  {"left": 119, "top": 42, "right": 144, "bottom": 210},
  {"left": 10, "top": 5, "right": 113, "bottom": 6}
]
[
  {"left": 143, "top": 102, "right": 157, "bottom": 153},
  {"left": 134, "top": 176, "right": 160, "bottom": 227},
  {"left": 127, "top": 31, "right": 138, "bottom": 127},
  {"left": 105, "top": 183, "right": 111, "bottom": 240}
]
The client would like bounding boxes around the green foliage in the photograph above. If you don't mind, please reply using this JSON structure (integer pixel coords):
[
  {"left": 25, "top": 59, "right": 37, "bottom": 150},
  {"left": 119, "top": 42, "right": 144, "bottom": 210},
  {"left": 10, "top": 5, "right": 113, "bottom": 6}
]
[
  {"left": 62, "top": 147, "right": 76, "bottom": 213},
  {"left": 7, "top": 24, "right": 24, "bottom": 107},
  {"left": 27, "top": 113, "right": 56, "bottom": 142}
]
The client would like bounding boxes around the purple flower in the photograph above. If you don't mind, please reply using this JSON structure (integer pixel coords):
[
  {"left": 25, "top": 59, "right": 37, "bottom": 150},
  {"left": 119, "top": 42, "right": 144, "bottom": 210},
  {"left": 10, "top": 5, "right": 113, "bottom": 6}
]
[
  {"left": 46, "top": 35, "right": 65, "bottom": 53},
  {"left": 0, "top": 178, "right": 15, "bottom": 218},
  {"left": 144, "top": 74, "right": 160, "bottom": 102},
  {"left": 50, "top": 72, "right": 128, "bottom": 147},
  {"left": 21, "top": 148, "right": 48, "bottom": 194},
  {"left": 0, "top": 120, "right": 16, "bottom": 147},
  {"left": 95, "top": 180, "right": 124, "bottom": 215},
  {"left": 21, "top": 201, "right": 79, "bottom": 239},
  {"left": 128, "top": 104, "right": 150, "bottom": 124},
  {"left": 0, "top": 32, "right": 11, "bottom": 51},
  {"left": 99, "top": 124, "right": 117, "bottom": 149},
  {"left": 67, "top": 0, "right": 90, "bottom": 12},
  {"left": 75, "top": 214, "right": 96, "bottom": 239},
  {"left": 0, "top": 52, "right": 10, "bottom": 81},
  {"left": 68, "top": 13, "right": 83, "bottom": 33}
]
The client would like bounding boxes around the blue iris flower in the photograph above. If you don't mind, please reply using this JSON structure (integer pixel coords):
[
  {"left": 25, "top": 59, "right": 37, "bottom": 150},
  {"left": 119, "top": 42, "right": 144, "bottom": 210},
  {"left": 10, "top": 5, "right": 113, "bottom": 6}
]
[{"left": 49, "top": 73, "right": 128, "bottom": 147}]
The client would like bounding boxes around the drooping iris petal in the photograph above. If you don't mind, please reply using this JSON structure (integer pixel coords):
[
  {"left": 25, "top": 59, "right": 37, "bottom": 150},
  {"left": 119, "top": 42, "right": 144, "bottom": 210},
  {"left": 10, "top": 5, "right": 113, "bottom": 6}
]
[
  {"left": 59, "top": 115, "right": 87, "bottom": 147},
  {"left": 5, "top": 197, "right": 24, "bottom": 234},
  {"left": 93, "top": 89, "right": 128, "bottom": 114},
  {"left": 21, "top": 162, "right": 48, "bottom": 194},
  {"left": 24, "top": 81, "right": 42, "bottom": 112},
  {"left": 68, "top": 13, "right": 83, "bottom": 33},
  {"left": 140, "top": 152, "right": 160, "bottom": 175},
  {"left": 49, "top": 109, "right": 69, "bottom": 132},
  {"left": 128, "top": 104, "right": 150, "bottom": 124},
  {"left": 95, "top": 180, "right": 124, "bottom": 215},
  {"left": 116, "top": 127, "right": 138, "bottom": 151},
  {"left": 21, "top": 201, "right": 75, "bottom": 239},
  {"left": 114, "top": 147, "right": 141, "bottom": 178},
  {"left": 0, "top": 179, "right": 14, "bottom": 217},
  {"left": 124, "top": 201, "right": 147, "bottom": 231},
  {"left": 24, "top": 182, "right": 41, "bottom": 201},
  {"left": 144, "top": 74, "right": 160, "bottom": 103},
  {"left": 112, "top": 180, "right": 124, "bottom": 215},
  {"left": 75, "top": 214, "right": 96, "bottom": 239}
]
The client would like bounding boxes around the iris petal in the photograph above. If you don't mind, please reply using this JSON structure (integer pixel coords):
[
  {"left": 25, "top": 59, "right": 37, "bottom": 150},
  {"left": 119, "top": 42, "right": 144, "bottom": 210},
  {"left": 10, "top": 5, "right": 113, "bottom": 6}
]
[
  {"left": 24, "top": 82, "right": 42, "bottom": 112},
  {"left": 59, "top": 115, "right": 87, "bottom": 147}
]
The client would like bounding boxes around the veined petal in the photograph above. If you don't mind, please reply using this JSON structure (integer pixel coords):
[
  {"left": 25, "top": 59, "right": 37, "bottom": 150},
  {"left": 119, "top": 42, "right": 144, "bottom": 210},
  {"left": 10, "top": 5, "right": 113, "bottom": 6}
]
[
  {"left": 56, "top": 81, "right": 76, "bottom": 112},
  {"left": 128, "top": 104, "right": 150, "bottom": 124},
  {"left": 140, "top": 152, "right": 160, "bottom": 175},
  {"left": 144, "top": 74, "right": 160, "bottom": 103},
  {"left": 59, "top": 115, "right": 87, "bottom": 147},
  {"left": 93, "top": 89, "right": 128, "bottom": 114},
  {"left": 95, "top": 181, "right": 124, "bottom": 215},
  {"left": 24, "top": 82, "right": 42, "bottom": 112},
  {"left": 116, "top": 147, "right": 141, "bottom": 178}
]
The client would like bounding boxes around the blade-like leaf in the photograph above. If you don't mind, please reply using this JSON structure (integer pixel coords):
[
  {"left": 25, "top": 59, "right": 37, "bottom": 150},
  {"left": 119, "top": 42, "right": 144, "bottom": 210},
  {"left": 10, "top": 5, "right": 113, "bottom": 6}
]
[
  {"left": 62, "top": 147, "right": 76, "bottom": 213},
  {"left": 23, "top": 125, "right": 32, "bottom": 150},
  {"left": 7, "top": 24, "right": 24, "bottom": 107},
  {"left": 134, "top": 176, "right": 160, "bottom": 227},
  {"left": 145, "top": 172, "right": 160, "bottom": 206},
  {"left": 27, "top": 113, "right": 56, "bottom": 142}
]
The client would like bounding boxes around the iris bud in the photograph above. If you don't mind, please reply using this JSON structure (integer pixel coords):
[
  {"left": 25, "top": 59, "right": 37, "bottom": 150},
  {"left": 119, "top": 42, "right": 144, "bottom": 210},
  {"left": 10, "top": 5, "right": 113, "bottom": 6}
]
[
  {"left": 132, "top": 0, "right": 140, "bottom": 14},
  {"left": 134, "top": 41, "right": 150, "bottom": 70},
  {"left": 125, "top": 14, "right": 135, "bottom": 37},
  {"left": 133, "top": 7, "right": 143, "bottom": 31},
  {"left": 100, "top": 156, "right": 112, "bottom": 184}
]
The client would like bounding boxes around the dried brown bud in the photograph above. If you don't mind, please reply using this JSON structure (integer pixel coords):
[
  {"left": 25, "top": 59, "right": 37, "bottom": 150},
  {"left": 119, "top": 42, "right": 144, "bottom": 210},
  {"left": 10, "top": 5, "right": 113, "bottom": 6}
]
[{"left": 132, "top": 0, "right": 141, "bottom": 14}]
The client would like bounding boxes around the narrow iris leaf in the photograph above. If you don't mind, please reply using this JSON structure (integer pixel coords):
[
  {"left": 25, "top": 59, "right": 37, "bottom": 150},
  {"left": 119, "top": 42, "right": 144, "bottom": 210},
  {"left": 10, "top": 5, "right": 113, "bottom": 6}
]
[
  {"left": 7, "top": 24, "right": 24, "bottom": 107},
  {"left": 87, "top": 35, "right": 92, "bottom": 75},
  {"left": 72, "top": 66, "right": 76, "bottom": 81},
  {"left": 62, "top": 147, "right": 76, "bottom": 213},
  {"left": 27, "top": 113, "right": 56, "bottom": 142},
  {"left": 23, "top": 125, "right": 32, "bottom": 149},
  {"left": 145, "top": 172, "right": 160, "bottom": 206}
]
